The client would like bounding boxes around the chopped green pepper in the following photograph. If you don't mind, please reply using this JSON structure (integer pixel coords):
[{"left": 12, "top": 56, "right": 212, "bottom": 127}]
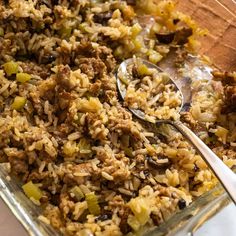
[
  {"left": 78, "top": 138, "right": 91, "bottom": 152},
  {"left": 59, "top": 27, "right": 72, "bottom": 39},
  {"left": 124, "top": 147, "right": 133, "bottom": 158},
  {"left": 70, "top": 186, "right": 84, "bottom": 201},
  {"left": 16, "top": 72, "right": 31, "bottom": 83},
  {"left": 11, "top": 96, "right": 26, "bottom": 110},
  {"left": 85, "top": 192, "right": 101, "bottom": 216},
  {"left": 22, "top": 181, "right": 42, "bottom": 201},
  {"left": 3, "top": 61, "right": 19, "bottom": 76}
]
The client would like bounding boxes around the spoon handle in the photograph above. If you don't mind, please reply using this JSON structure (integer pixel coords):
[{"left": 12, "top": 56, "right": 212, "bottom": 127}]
[{"left": 170, "top": 120, "right": 236, "bottom": 204}]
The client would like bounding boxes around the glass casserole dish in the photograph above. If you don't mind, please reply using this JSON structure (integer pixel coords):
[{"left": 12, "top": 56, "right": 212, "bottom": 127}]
[{"left": 0, "top": 0, "right": 235, "bottom": 236}]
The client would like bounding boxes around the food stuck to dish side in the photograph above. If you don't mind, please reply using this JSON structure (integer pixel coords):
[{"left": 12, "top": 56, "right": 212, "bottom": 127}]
[
  {"left": 118, "top": 57, "right": 182, "bottom": 122},
  {"left": 0, "top": 1, "right": 235, "bottom": 236}
]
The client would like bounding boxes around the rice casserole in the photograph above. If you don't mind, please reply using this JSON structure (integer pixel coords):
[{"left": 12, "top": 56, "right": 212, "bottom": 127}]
[{"left": 0, "top": 0, "right": 236, "bottom": 236}]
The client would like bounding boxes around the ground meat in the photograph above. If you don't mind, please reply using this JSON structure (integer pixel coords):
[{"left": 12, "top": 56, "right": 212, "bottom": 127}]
[
  {"left": 77, "top": 57, "right": 106, "bottom": 80},
  {"left": 93, "top": 12, "right": 113, "bottom": 25},
  {"left": 111, "top": 119, "right": 141, "bottom": 139},
  {"left": 75, "top": 41, "right": 116, "bottom": 73},
  {"left": 119, "top": 208, "right": 132, "bottom": 235},
  {"left": 38, "top": 77, "right": 57, "bottom": 98},
  {"left": 56, "top": 65, "right": 76, "bottom": 91},
  {"left": 19, "top": 61, "right": 51, "bottom": 79},
  {"left": 223, "top": 86, "right": 236, "bottom": 113},
  {"left": 8, "top": 157, "right": 28, "bottom": 175},
  {"left": 212, "top": 71, "right": 236, "bottom": 113},
  {"left": 89, "top": 80, "right": 102, "bottom": 96}
]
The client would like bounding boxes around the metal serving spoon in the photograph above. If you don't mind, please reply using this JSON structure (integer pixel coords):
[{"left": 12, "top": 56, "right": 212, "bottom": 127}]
[{"left": 117, "top": 58, "right": 236, "bottom": 204}]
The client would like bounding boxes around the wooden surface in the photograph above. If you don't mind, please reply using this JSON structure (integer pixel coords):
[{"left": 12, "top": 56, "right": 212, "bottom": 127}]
[
  {"left": 177, "top": 0, "right": 236, "bottom": 71},
  {"left": 0, "top": 198, "right": 27, "bottom": 236}
]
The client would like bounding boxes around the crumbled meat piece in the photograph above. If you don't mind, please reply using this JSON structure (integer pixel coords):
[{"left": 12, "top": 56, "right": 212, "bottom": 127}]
[
  {"left": 38, "top": 77, "right": 57, "bottom": 98},
  {"left": 112, "top": 119, "right": 141, "bottom": 139},
  {"left": 56, "top": 65, "right": 75, "bottom": 91},
  {"left": 89, "top": 80, "right": 102, "bottom": 96},
  {"left": 59, "top": 193, "right": 75, "bottom": 218},
  {"left": 223, "top": 86, "right": 236, "bottom": 113},
  {"left": 212, "top": 71, "right": 236, "bottom": 113},
  {"left": 76, "top": 41, "right": 116, "bottom": 73},
  {"left": 156, "top": 32, "right": 175, "bottom": 44},
  {"left": 212, "top": 71, "right": 236, "bottom": 86},
  {"left": 175, "top": 27, "right": 193, "bottom": 45},
  {"left": 104, "top": 90, "right": 117, "bottom": 102},
  {"left": 18, "top": 61, "right": 50, "bottom": 79},
  {"left": 119, "top": 208, "right": 132, "bottom": 235},
  {"left": 9, "top": 158, "right": 28, "bottom": 175},
  {"left": 181, "top": 111, "right": 197, "bottom": 127},
  {"left": 58, "top": 91, "right": 74, "bottom": 110},
  {"left": 93, "top": 12, "right": 112, "bottom": 25}
]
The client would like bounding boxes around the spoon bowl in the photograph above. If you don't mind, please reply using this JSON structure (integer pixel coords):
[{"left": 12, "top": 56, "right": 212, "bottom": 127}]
[
  {"left": 117, "top": 58, "right": 184, "bottom": 123},
  {"left": 116, "top": 57, "right": 236, "bottom": 204}
]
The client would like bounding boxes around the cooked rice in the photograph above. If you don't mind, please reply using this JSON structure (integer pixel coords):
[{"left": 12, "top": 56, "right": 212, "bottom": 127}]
[
  {"left": 0, "top": 0, "right": 235, "bottom": 236},
  {"left": 119, "top": 57, "right": 182, "bottom": 122}
]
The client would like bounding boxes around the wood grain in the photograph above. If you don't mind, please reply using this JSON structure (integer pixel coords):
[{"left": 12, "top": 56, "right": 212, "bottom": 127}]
[{"left": 177, "top": 0, "right": 236, "bottom": 71}]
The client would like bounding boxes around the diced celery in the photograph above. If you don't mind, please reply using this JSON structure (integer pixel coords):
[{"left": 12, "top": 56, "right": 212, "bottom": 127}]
[
  {"left": 119, "top": 76, "right": 129, "bottom": 86},
  {"left": 137, "top": 63, "right": 151, "bottom": 76},
  {"left": 22, "top": 181, "right": 42, "bottom": 201},
  {"left": 11, "top": 96, "right": 26, "bottom": 110},
  {"left": 59, "top": 27, "right": 72, "bottom": 38},
  {"left": 78, "top": 138, "right": 91, "bottom": 153},
  {"left": 149, "top": 52, "right": 163, "bottom": 64},
  {"left": 16, "top": 72, "right": 31, "bottom": 83},
  {"left": 70, "top": 186, "right": 84, "bottom": 201},
  {"left": 124, "top": 147, "right": 133, "bottom": 158},
  {"left": 0, "top": 27, "right": 4, "bottom": 36},
  {"left": 3, "top": 61, "right": 19, "bottom": 76},
  {"left": 85, "top": 192, "right": 101, "bottom": 216},
  {"left": 131, "top": 23, "right": 142, "bottom": 37}
]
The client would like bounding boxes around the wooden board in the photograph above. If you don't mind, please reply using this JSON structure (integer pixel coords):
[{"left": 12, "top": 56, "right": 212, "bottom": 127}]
[{"left": 177, "top": 0, "right": 236, "bottom": 71}]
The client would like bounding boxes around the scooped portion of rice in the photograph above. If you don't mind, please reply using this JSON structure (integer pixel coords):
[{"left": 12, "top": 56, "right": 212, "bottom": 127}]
[
  {"left": 118, "top": 58, "right": 182, "bottom": 122},
  {"left": 0, "top": 1, "right": 235, "bottom": 236}
]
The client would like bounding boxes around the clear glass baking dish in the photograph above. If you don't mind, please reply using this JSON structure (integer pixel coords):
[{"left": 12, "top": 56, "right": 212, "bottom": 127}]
[{"left": 0, "top": 1, "right": 235, "bottom": 236}]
